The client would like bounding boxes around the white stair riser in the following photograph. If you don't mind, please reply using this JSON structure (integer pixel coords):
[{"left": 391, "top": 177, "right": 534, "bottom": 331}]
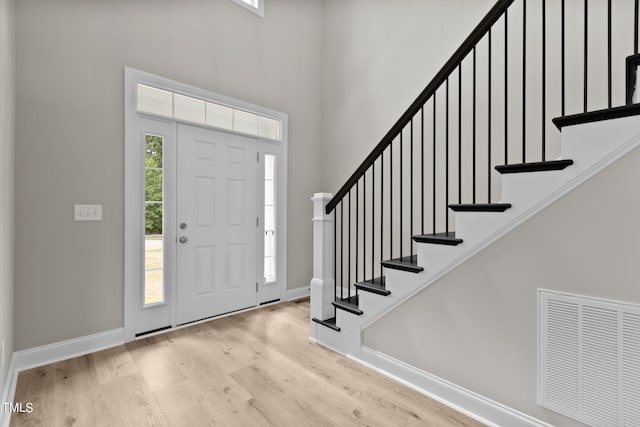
[
  {"left": 383, "top": 268, "right": 428, "bottom": 294},
  {"left": 358, "top": 291, "right": 399, "bottom": 319}
]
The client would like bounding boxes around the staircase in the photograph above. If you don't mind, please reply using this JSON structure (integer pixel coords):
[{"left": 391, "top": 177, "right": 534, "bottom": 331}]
[{"left": 310, "top": 0, "right": 640, "bottom": 423}]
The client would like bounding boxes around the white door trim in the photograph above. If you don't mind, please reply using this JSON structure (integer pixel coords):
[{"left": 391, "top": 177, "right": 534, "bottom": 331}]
[{"left": 124, "top": 67, "right": 288, "bottom": 342}]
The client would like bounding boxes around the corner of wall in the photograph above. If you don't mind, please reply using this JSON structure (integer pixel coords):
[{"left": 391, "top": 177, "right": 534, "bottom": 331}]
[{"left": 0, "top": 0, "right": 16, "bottom": 408}]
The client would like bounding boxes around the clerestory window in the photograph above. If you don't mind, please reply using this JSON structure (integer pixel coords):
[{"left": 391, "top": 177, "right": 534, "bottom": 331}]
[{"left": 231, "top": 0, "right": 264, "bottom": 17}]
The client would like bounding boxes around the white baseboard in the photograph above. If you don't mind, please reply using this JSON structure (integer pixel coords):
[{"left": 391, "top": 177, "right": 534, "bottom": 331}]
[
  {"left": 286, "top": 286, "right": 310, "bottom": 301},
  {"left": 12, "top": 328, "right": 124, "bottom": 373},
  {"left": 1, "top": 356, "right": 18, "bottom": 427},
  {"left": 358, "top": 346, "right": 554, "bottom": 427}
]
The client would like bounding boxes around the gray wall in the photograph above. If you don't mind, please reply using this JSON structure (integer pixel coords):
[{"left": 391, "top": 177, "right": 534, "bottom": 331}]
[
  {"left": 0, "top": 0, "right": 15, "bottom": 393},
  {"left": 321, "top": 0, "right": 494, "bottom": 193},
  {"left": 364, "top": 145, "right": 640, "bottom": 426},
  {"left": 14, "top": 0, "right": 324, "bottom": 350}
]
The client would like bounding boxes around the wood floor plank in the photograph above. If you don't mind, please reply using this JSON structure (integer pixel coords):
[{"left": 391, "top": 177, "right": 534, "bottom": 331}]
[
  {"left": 89, "top": 345, "right": 138, "bottom": 385},
  {"left": 10, "top": 299, "right": 483, "bottom": 427}
]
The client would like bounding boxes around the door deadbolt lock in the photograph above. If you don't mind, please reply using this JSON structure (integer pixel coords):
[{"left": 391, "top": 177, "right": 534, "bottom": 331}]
[
  {"left": 179, "top": 223, "right": 187, "bottom": 229},
  {"left": 179, "top": 236, "right": 188, "bottom": 244}
]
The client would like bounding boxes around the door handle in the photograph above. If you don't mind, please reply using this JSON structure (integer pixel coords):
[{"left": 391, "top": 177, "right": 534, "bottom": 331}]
[{"left": 179, "top": 236, "right": 188, "bottom": 244}]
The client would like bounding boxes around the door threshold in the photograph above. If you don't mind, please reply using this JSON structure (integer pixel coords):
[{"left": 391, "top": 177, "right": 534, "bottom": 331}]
[{"left": 133, "top": 299, "right": 284, "bottom": 341}]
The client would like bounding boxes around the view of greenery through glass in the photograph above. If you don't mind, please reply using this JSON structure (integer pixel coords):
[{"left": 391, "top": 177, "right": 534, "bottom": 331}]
[{"left": 145, "top": 134, "right": 164, "bottom": 305}]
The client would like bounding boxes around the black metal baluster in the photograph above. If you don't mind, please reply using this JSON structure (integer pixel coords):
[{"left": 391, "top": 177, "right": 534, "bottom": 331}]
[
  {"left": 584, "top": 0, "right": 588, "bottom": 113},
  {"left": 380, "top": 150, "right": 384, "bottom": 278},
  {"left": 458, "top": 65, "right": 462, "bottom": 205},
  {"left": 542, "top": 0, "right": 546, "bottom": 161},
  {"left": 473, "top": 46, "right": 477, "bottom": 203},
  {"left": 433, "top": 93, "right": 437, "bottom": 235},
  {"left": 522, "top": 0, "right": 526, "bottom": 164},
  {"left": 633, "top": 0, "right": 640, "bottom": 55},
  {"left": 340, "top": 202, "right": 344, "bottom": 301},
  {"left": 348, "top": 190, "right": 351, "bottom": 299},
  {"left": 390, "top": 139, "right": 393, "bottom": 260},
  {"left": 400, "top": 131, "right": 403, "bottom": 259},
  {"left": 488, "top": 29, "right": 493, "bottom": 203},
  {"left": 421, "top": 106, "right": 425, "bottom": 235},
  {"left": 355, "top": 181, "right": 359, "bottom": 286},
  {"left": 607, "top": 0, "right": 612, "bottom": 109},
  {"left": 505, "top": 9, "right": 509, "bottom": 164},
  {"left": 446, "top": 78, "right": 450, "bottom": 234},
  {"left": 562, "top": 0, "right": 566, "bottom": 115},
  {"left": 363, "top": 173, "right": 366, "bottom": 283},
  {"left": 410, "top": 119, "right": 414, "bottom": 260},
  {"left": 336, "top": 209, "right": 342, "bottom": 320},
  {"left": 372, "top": 163, "right": 375, "bottom": 281}
]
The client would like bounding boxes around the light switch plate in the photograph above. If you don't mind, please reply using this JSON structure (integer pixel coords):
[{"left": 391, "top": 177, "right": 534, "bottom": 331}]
[{"left": 74, "top": 204, "right": 102, "bottom": 221}]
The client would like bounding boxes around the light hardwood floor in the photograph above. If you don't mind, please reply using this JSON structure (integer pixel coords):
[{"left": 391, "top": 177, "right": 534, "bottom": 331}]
[{"left": 10, "top": 299, "right": 484, "bottom": 426}]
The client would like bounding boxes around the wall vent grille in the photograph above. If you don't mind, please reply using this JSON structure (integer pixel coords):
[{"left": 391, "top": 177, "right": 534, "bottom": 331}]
[{"left": 539, "top": 290, "right": 640, "bottom": 426}]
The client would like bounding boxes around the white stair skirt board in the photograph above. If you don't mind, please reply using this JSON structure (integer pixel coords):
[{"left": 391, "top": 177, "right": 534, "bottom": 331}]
[{"left": 357, "top": 347, "right": 555, "bottom": 427}]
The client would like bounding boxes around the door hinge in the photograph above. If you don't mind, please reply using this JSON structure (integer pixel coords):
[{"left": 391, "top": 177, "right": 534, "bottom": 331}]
[
  {"left": 257, "top": 152, "right": 260, "bottom": 162},
  {"left": 256, "top": 282, "right": 259, "bottom": 292},
  {"left": 256, "top": 217, "right": 259, "bottom": 227}
]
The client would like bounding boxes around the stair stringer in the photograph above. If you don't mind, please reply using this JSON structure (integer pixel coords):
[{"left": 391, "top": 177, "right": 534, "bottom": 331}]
[{"left": 361, "top": 113, "right": 640, "bottom": 332}]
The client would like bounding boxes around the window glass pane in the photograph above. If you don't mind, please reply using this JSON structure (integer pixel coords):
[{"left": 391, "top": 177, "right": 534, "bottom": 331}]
[
  {"left": 144, "top": 239, "right": 164, "bottom": 305},
  {"left": 206, "top": 102, "right": 233, "bottom": 130},
  {"left": 265, "top": 205, "right": 275, "bottom": 231},
  {"left": 174, "top": 94, "right": 206, "bottom": 124},
  {"left": 264, "top": 154, "right": 276, "bottom": 283},
  {"left": 145, "top": 133, "right": 165, "bottom": 305},
  {"left": 234, "top": 110, "right": 258, "bottom": 135},
  {"left": 264, "top": 257, "right": 275, "bottom": 283},
  {"left": 264, "top": 180, "right": 274, "bottom": 206},
  {"left": 137, "top": 84, "right": 173, "bottom": 117},
  {"left": 265, "top": 154, "right": 275, "bottom": 180},
  {"left": 145, "top": 134, "right": 163, "bottom": 168},
  {"left": 258, "top": 116, "right": 280, "bottom": 140}
]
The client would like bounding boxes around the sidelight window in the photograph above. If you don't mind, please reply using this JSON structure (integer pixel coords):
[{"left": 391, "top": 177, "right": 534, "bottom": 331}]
[
  {"left": 264, "top": 154, "right": 276, "bottom": 283},
  {"left": 144, "top": 134, "right": 165, "bottom": 305}
]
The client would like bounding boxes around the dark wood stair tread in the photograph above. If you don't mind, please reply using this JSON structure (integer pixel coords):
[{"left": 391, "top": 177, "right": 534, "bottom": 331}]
[
  {"left": 332, "top": 295, "right": 363, "bottom": 315},
  {"left": 413, "top": 232, "right": 463, "bottom": 246},
  {"left": 552, "top": 103, "right": 640, "bottom": 130},
  {"left": 354, "top": 277, "right": 390, "bottom": 296},
  {"left": 312, "top": 317, "right": 341, "bottom": 332},
  {"left": 495, "top": 159, "right": 573, "bottom": 174},
  {"left": 381, "top": 255, "right": 423, "bottom": 273},
  {"left": 448, "top": 203, "right": 512, "bottom": 212}
]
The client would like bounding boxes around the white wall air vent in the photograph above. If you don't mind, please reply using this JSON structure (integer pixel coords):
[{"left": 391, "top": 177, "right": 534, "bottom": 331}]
[{"left": 539, "top": 290, "right": 640, "bottom": 426}]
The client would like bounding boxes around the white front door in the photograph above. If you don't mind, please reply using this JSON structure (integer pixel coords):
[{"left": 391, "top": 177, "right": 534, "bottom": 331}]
[{"left": 176, "top": 124, "right": 258, "bottom": 325}]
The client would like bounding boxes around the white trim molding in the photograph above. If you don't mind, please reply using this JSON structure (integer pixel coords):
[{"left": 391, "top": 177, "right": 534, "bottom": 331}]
[
  {"left": 286, "top": 286, "right": 310, "bottom": 301},
  {"left": 358, "top": 347, "right": 555, "bottom": 427},
  {"left": 11, "top": 329, "right": 124, "bottom": 373}
]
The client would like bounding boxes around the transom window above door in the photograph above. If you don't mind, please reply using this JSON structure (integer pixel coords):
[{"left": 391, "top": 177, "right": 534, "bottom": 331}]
[{"left": 136, "top": 84, "right": 279, "bottom": 140}]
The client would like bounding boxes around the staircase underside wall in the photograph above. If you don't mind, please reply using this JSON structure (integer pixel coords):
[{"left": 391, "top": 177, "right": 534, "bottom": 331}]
[{"left": 363, "top": 144, "right": 640, "bottom": 426}]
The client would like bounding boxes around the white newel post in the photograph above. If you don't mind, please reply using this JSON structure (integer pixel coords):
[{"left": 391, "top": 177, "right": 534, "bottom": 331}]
[{"left": 310, "top": 193, "right": 335, "bottom": 337}]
